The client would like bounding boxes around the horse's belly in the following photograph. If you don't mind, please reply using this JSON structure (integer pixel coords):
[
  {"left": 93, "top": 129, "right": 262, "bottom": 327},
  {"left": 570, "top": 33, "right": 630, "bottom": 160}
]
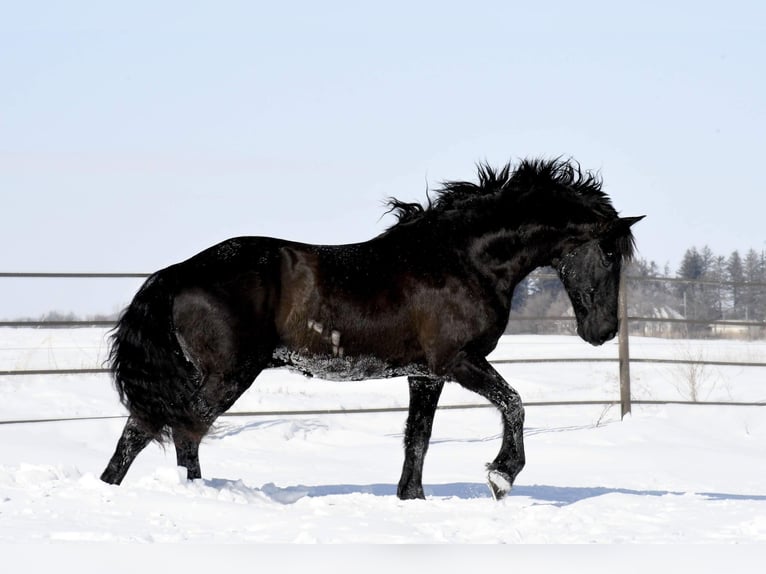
[{"left": 270, "top": 347, "right": 430, "bottom": 381}]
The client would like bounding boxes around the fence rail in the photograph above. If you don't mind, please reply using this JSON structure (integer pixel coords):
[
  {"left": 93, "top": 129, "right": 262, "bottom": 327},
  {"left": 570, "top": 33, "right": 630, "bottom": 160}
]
[
  {"left": 6, "top": 356, "right": 766, "bottom": 379},
  {"left": 1, "top": 398, "right": 763, "bottom": 427},
  {"left": 0, "top": 272, "right": 149, "bottom": 278},
  {"left": 0, "top": 320, "right": 116, "bottom": 328},
  {"left": 3, "top": 271, "right": 766, "bottom": 423}
]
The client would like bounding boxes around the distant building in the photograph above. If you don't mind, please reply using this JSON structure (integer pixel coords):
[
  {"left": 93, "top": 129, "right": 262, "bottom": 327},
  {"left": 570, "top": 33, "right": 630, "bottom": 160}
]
[
  {"left": 710, "top": 320, "right": 761, "bottom": 339},
  {"left": 631, "top": 306, "right": 684, "bottom": 337}
]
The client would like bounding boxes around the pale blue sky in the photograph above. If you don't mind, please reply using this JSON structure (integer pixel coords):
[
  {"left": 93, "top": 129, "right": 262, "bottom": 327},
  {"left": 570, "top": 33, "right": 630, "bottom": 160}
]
[{"left": 1, "top": 1, "right": 765, "bottom": 316}]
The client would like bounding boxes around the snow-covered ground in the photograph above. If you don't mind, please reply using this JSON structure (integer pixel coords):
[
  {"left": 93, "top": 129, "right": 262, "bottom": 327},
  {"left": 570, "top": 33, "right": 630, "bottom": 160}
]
[{"left": 1, "top": 329, "right": 765, "bottom": 544}]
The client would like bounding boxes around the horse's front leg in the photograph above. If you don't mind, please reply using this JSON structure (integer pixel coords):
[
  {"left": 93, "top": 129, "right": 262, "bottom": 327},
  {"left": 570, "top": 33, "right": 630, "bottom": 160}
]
[
  {"left": 397, "top": 376, "right": 444, "bottom": 500},
  {"left": 447, "top": 354, "right": 525, "bottom": 500}
]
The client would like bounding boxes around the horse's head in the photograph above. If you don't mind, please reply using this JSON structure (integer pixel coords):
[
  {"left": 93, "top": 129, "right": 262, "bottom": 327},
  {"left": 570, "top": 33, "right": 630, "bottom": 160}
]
[{"left": 555, "top": 216, "right": 644, "bottom": 346}]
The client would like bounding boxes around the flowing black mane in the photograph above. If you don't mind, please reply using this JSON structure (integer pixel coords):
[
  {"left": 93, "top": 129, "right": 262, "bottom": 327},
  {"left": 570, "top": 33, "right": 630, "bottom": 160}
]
[{"left": 385, "top": 157, "right": 635, "bottom": 260}]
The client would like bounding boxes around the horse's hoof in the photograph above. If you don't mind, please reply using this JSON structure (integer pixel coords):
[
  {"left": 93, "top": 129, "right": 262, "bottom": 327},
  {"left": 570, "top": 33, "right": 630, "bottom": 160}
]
[
  {"left": 397, "top": 485, "right": 426, "bottom": 500},
  {"left": 487, "top": 470, "right": 512, "bottom": 500}
]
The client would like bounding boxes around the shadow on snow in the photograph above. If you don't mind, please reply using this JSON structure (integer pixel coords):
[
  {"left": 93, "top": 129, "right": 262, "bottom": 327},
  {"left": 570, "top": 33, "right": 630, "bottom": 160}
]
[{"left": 200, "top": 477, "right": 766, "bottom": 506}]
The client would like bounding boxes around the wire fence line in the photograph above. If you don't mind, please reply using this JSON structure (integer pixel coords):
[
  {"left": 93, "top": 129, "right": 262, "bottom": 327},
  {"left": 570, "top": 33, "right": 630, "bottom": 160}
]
[
  {"left": 2, "top": 271, "right": 766, "bottom": 425},
  {"left": 1, "top": 399, "right": 763, "bottom": 427},
  {"left": 5, "top": 271, "right": 766, "bottom": 287},
  {"left": 5, "top": 356, "right": 766, "bottom": 379},
  {"left": 0, "top": 272, "right": 150, "bottom": 278},
  {"left": 0, "top": 320, "right": 116, "bottom": 328}
]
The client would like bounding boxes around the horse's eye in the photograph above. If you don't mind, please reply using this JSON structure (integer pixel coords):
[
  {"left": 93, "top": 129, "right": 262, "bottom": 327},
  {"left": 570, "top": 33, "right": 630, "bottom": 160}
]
[{"left": 601, "top": 252, "right": 615, "bottom": 268}]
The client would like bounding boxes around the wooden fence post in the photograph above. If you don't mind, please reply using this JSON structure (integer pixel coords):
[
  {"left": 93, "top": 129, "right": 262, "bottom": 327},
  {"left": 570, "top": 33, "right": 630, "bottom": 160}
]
[{"left": 618, "top": 272, "right": 632, "bottom": 419}]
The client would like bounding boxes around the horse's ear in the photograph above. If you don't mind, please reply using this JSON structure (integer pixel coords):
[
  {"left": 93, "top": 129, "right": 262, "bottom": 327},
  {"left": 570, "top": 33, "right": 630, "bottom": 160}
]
[
  {"left": 600, "top": 215, "right": 644, "bottom": 251},
  {"left": 619, "top": 215, "right": 645, "bottom": 228},
  {"left": 600, "top": 215, "right": 644, "bottom": 239}
]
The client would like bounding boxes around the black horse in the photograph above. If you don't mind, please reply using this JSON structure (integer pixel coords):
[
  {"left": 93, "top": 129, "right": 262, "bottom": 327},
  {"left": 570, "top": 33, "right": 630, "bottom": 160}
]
[{"left": 101, "top": 158, "right": 642, "bottom": 500}]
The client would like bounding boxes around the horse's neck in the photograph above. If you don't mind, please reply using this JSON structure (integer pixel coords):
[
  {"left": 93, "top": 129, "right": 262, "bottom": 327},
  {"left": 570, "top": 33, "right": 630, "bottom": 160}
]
[{"left": 467, "top": 224, "right": 583, "bottom": 310}]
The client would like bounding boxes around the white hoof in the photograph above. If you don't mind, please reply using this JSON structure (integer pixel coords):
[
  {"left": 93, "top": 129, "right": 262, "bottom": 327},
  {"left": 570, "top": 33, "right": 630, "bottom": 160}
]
[{"left": 487, "top": 470, "right": 512, "bottom": 500}]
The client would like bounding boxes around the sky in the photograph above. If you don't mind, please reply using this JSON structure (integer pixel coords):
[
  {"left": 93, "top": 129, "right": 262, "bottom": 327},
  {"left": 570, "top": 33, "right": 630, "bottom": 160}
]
[{"left": 1, "top": 1, "right": 765, "bottom": 316}]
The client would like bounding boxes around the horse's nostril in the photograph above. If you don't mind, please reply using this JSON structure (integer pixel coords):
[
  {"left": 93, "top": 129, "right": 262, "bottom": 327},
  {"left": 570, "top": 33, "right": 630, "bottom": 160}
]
[{"left": 602, "top": 329, "right": 618, "bottom": 344}]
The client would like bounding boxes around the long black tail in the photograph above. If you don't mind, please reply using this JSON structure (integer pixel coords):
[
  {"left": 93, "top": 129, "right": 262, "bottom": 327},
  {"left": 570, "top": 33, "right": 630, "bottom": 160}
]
[{"left": 109, "top": 268, "right": 199, "bottom": 439}]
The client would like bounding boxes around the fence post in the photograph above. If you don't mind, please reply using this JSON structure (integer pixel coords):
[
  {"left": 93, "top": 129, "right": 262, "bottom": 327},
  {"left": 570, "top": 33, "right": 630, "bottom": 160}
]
[{"left": 618, "top": 272, "right": 632, "bottom": 419}]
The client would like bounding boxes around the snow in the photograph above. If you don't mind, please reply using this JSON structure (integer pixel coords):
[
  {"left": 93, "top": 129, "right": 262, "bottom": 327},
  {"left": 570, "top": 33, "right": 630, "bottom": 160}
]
[{"left": 1, "top": 329, "right": 765, "bottom": 549}]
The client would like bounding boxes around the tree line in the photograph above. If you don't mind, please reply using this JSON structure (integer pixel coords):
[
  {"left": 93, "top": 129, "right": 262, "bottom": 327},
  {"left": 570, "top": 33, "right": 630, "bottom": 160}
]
[
  {"left": 507, "top": 246, "right": 766, "bottom": 337},
  {"left": 633, "top": 247, "right": 766, "bottom": 323}
]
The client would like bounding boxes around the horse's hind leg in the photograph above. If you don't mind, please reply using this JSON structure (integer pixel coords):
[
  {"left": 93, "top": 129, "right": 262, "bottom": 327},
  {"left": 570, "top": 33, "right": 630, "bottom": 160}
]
[
  {"left": 171, "top": 287, "right": 271, "bottom": 481},
  {"left": 101, "top": 416, "right": 158, "bottom": 485},
  {"left": 397, "top": 376, "right": 444, "bottom": 500},
  {"left": 173, "top": 428, "right": 203, "bottom": 480},
  {"left": 171, "top": 365, "right": 265, "bottom": 481}
]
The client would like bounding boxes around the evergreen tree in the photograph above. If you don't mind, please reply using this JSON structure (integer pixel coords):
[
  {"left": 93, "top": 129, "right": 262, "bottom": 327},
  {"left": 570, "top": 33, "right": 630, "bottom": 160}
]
[
  {"left": 678, "top": 247, "right": 705, "bottom": 282},
  {"left": 727, "top": 251, "right": 744, "bottom": 319},
  {"left": 677, "top": 247, "right": 704, "bottom": 323},
  {"left": 676, "top": 246, "right": 722, "bottom": 332},
  {"left": 709, "top": 255, "right": 728, "bottom": 319},
  {"left": 743, "top": 249, "right": 765, "bottom": 321}
]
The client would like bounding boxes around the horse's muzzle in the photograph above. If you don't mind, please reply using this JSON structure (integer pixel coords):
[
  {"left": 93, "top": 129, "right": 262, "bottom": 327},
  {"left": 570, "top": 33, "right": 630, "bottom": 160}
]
[{"left": 578, "top": 321, "right": 618, "bottom": 347}]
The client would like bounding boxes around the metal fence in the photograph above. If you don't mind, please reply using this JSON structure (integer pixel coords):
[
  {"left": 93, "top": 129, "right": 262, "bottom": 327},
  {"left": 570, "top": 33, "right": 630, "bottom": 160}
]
[{"left": 1, "top": 272, "right": 765, "bottom": 425}]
